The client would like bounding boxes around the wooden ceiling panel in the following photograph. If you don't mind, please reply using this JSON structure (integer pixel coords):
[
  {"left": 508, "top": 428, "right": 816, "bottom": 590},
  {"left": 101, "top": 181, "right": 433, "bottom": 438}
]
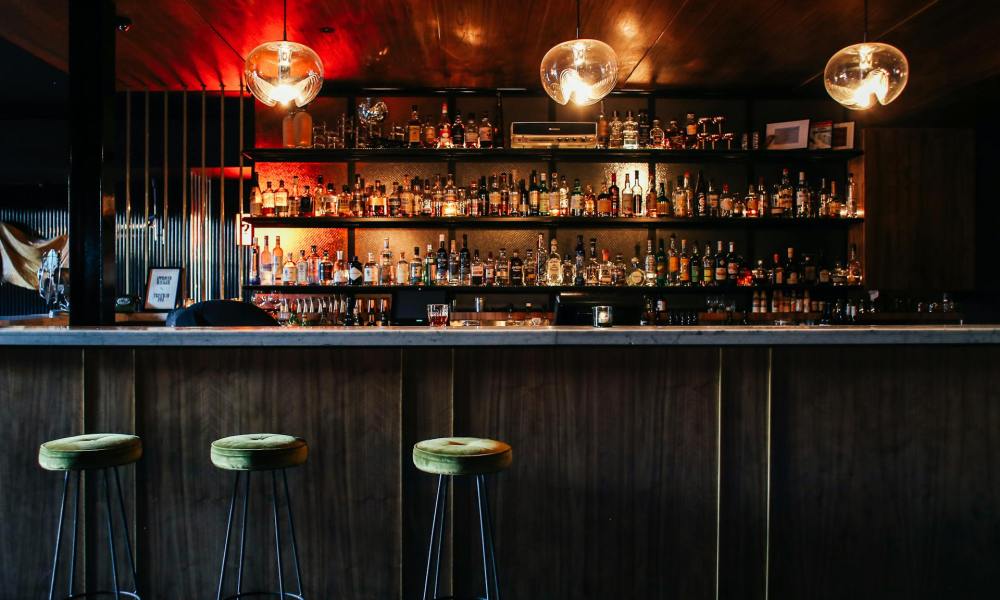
[{"left": 0, "top": 0, "right": 998, "bottom": 121}]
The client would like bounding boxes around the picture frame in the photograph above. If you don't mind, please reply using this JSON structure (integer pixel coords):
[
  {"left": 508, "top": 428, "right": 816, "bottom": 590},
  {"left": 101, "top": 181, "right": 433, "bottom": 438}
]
[
  {"left": 765, "top": 119, "right": 810, "bottom": 150},
  {"left": 143, "top": 267, "right": 185, "bottom": 312},
  {"left": 808, "top": 120, "right": 833, "bottom": 149},
  {"left": 831, "top": 121, "right": 856, "bottom": 150}
]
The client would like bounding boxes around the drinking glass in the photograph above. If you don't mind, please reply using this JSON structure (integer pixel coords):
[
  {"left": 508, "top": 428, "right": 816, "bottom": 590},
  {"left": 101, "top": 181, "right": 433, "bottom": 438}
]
[{"left": 427, "top": 304, "right": 450, "bottom": 327}]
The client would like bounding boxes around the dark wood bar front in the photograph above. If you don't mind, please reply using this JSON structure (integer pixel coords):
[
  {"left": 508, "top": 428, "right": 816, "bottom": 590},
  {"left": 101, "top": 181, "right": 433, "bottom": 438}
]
[{"left": 3, "top": 340, "right": 998, "bottom": 599}]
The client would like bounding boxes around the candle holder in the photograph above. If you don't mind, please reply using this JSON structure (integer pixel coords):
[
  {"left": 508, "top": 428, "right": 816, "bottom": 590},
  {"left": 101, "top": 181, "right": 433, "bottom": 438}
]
[{"left": 592, "top": 305, "right": 613, "bottom": 328}]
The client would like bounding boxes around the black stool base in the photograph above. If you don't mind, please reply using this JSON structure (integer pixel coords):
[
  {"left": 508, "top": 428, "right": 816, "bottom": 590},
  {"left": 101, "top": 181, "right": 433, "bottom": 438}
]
[
  {"left": 220, "top": 593, "right": 305, "bottom": 600},
  {"left": 60, "top": 592, "right": 141, "bottom": 599}
]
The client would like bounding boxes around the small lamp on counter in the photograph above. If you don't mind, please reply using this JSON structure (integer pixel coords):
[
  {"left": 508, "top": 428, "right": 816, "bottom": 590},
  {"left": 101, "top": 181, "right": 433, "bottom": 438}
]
[{"left": 592, "top": 305, "right": 613, "bottom": 328}]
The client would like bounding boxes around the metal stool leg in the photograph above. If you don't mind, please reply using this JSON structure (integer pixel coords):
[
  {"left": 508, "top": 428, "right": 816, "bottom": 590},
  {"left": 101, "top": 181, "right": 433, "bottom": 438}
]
[
  {"left": 47, "top": 471, "right": 70, "bottom": 600},
  {"left": 113, "top": 467, "right": 141, "bottom": 597},
  {"left": 103, "top": 469, "right": 121, "bottom": 599},
  {"left": 235, "top": 473, "right": 251, "bottom": 596},
  {"left": 475, "top": 476, "right": 492, "bottom": 600},
  {"left": 67, "top": 471, "right": 81, "bottom": 597},
  {"left": 432, "top": 476, "right": 449, "bottom": 600},
  {"left": 216, "top": 472, "right": 241, "bottom": 600},
  {"left": 282, "top": 469, "right": 305, "bottom": 599},
  {"left": 422, "top": 474, "right": 447, "bottom": 600},
  {"left": 477, "top": 475, "right": 501, "bottom": 600},
  {"left": 271, "top": 471, "right": 286, "bottom": 599}
]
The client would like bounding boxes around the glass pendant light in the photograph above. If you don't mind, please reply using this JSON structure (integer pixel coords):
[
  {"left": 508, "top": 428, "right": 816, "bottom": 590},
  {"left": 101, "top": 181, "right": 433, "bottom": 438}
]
[
  {"left": 540, "top": 0, "right": 619, "bottom": 106},
  {"left": 824, "top": 0, "right": 908, "bottom": 110},
  {"left": 245, "top": 0, "right": 323, "bottom": 107}
]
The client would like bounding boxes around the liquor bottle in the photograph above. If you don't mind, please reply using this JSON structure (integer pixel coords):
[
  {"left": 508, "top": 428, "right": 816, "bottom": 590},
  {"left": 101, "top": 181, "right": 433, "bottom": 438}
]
[
  {"left": 282, "top": 251, "right": 297, "bottom": 285},
  {"left": 533, "top": 233, "right": 546, "bottom": 284},
  {"left": 623, "top": 110, "right": 639, "bottom": 149},
  {"left": 274, "top": 180, "right": 289, "bottom": 217},
  {"left": 847, "top": 243, "right": 863, "bottom": 285},
  {"left": 632, "top": 171, "right": 643, "bottom": 216},
  {"left": 679, "top": 239, "right": 691, "bottom": 286},
  {"left": 436, "top": 102, "right": 452, "bottom": 149},
  {"left": 410, "top": 246, "right": 423, "bottom": 284},
  {"left": 547, "top": 172, "right": 560, "bottom": 217},
  {"left": 685, "top": 113, "right": 698, "bottom": 148},
  {"left": 465, "top": 112, "right": 479, "bottom": 148},
  {"left": 571, "top": 178, "right": 583, "bottom": 216},
  {"left": 300, "top": 183, "right": 314, "bottom": 217},
  {"left": 363, "top": 252, "right": 378, "bottom": 285},
  {"left": 528, "top": 171, "right": 540, "bottom": 216},
  {"left": 649, "top": 118, "right": 665, "bottom": 148},
  {"left": 627, "top": 248, "right": 644, "bottom": 286},
  {"left": 743, "top": 183, "right": 758, "bottom": 218},
  {"left": 608, "top": 173, "right": 620, "bottom": 217},
  {"left": 525, "top": 249, "right": 537, "bottom": 286},
  {"left": 562, "top": 254, "right": 576, "bottom": 285},
  {"left": 380, "top": 238, "right": 394, "bottom": 285},
  {"left": 484, "top": 251, "right": 496, "bottom": 286},
  {"left": 319, "top": 249, "right": 334, "bottom": 284},
  {"left": 436, "top": 234, "right": 449, "bottom": 285},
  {"left": 296, "top": 250, "right": 309, "bottom": 285},
  {"left": 250, "top": 178, "right": 263, "bottom": 216},
  {"left": 586, "top": 238, "right": 600, "bottom": 285},
  {"left": 557, "top": 174, "right": 569, "bottom": 216},
  {"left": 690, "top": 242, "right": 702, "bottom": 286},
  {"left": 612, "top": 253, "right": 627, "bottom": 286},
  {"left": 334, "top": 250, "right": 347, "bottom": 285},
  {"left": 261, "top": 181, "right": 275, "bottom": 216},
  {"left": 643, "top": 239, "right": 657, "bottom": 286},
  {"left": 784, "top": 247, "right": 799, "bottom": 284},
  {"left": 637, "top": 110, "right": 650, "bottom": 147},
  {"left": 470, "top": 249, "right": 484, "bottom": 285},
  {"left": 422, "top": 114, "right": 437, "bottom": 148},
  {"left": 307, "top": 245, "right": 320, "bottom": 284},
  {"left": 583, "top": 184, "right": 596, "bottom": 216},
  {"left": 706, "top": 179, "right": 720, "bottom": 217},
  {"left": 574, "top": 235, "right": 586, "bottom": 286},
  {"left": 546, "top": 239, "right": 562, "bottom": 285},
  {"left": 459, "top": 234, "right": 471, "bottom": 284},
  {"left": 272, "top": 236, "right": 284, "bottom": 284},
  {"left": 250, "top": 238, "right": 261, "bottom": 285},
  {"left": 509, "top": 250, "right": 524, "bottom": 286},
  {"left": 795, "top": 171, "right": 810, "bottom": 218},
  {"left": 388, "top": 183, "right": 402, "bottom": 217},
  {"left": 827, "top": 180, "right": 842, "bottom": 217},
  {"left": 719, "top": 184, "right": 734, "bottom": 217},
  {"left": 772, "top": 252, "right": 785, "bottom": 285},
  {"left": 400, "top": 178, "right": 414, "bottom": 216},
  {"left": 495, "top": 248, "right": 510, "bottom": 286},
  {"left": 598, "top": 249, "right": 614, "bottom": 285},
  {"left": 656, "top": 181, "right": 671, "bottom": 217},
  {"left": 702, "top": 242, "right": 715, "bottom": 286},
  {"left": 424, "top": 244, "right": 435, "bottom": 285},
  {"left": 288, "top": 176, "right": 301, "bottom": 217},
  {"left": 451, "top": 112, "right": 465, "bottom": 148},
  {"left": 596, "top": 179, "right": 611, "bottom": 217},
  {"left": 802, "top": 253, "right": 817, "bottom": 285},
  {"left": 494, "top": 92, "right": 504, "bottom": 148},
  {"left": 667, "top": 234, "right": 679, "bottom": 285},
  {"left": 757, "top": 176, "right": 770, "bottom": 217},
  {"left": 596, "top": 105, "right": 609, "bottom": 148},
  {"left": 407, "top": 105, "right": 422, "bottom": 148},
  {"left": 667, "top": 119, "right": 684, "bottom": 149},
  {"left": 396, "top": 251, "right": 410, "bottom": 285},
  {"left": 776, "top": 168, "right": 793, "bottom": 217},
  {"left": 693, "top": 171, "right": 706, "bottom": 217},
  {"left": 538, "top": 172, "right": 549, "bottom": 216},
  {"left": 680, "top": 172, "right": 693, "bottom": 218},
  {"left": 726, "top": 241, "right": 741, "bottom": 283},
  {"left": 714, "top": 241, "right": 728, "bottom": 285},
  {"left": 478, "top": 112, "right": 494, "bottom": 149},
  {"left": 608, "top": 110, "right": 624, "bottom": 148},
  {"left": 621, "top": 173, "right": 633, "bottom": 217},
  {"left": 846, "top": 173, "right": 857, "bottom": 217},
  {"left": 655, "top": 238, "right": 667, "bottom": 286}
]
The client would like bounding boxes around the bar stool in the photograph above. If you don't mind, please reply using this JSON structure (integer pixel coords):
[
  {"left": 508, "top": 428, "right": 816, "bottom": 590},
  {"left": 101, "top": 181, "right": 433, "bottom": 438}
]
[
  {"left": 413, "top": 437, "right": 512, "bottom": 600},
  {"left": 211, "top": 433, "right": 309, "bottom": 600},
  {"left": 39, "top": 433, "right": 143, "bottom": 600}
]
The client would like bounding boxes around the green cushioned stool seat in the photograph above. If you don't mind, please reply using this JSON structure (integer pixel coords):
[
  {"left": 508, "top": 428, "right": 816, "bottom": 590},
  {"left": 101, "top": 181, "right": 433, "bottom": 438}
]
[
  {"left": 38, "top": 433, "right": 142, "bottom": 471},
  {"left": 412, "top": 437, "right": 512, "bottom": 476},
  {"left": 210, "top": 433, "right": 308, "bottom": 471}
]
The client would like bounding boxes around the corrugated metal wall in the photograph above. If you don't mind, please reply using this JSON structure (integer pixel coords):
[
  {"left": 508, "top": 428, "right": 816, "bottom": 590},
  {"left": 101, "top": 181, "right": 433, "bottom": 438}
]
[{"left": 0, "top": 185, "right": 68, "bottom": 316}]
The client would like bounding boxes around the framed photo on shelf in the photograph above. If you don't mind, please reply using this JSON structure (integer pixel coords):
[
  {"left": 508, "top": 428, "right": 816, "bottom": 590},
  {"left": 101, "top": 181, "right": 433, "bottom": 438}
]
[
  {"left": 831, "top": 121, "right": 856, "bottom": 149},
  {"left": 765, "top": 119, "right": 810, "bottom": 150},
  {"left": 144, "top": 267, "right": 185, "bottom": 311},
  {"left": 808, "top": 120, "right": 833, "bottom": 149}
]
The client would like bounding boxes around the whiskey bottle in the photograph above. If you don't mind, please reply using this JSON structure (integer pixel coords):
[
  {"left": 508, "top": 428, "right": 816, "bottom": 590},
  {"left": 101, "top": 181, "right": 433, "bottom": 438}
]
[
  {"left": 627, "top": 248, "right": 644, "bottom": 286},
  {"left": 598, "top": 249, "right": 614, "bottom": 285},
  {"left": 525, "top": 249, "right": 537, "bottom": 286},
  {"left": 465, "top": 113, "right": 479, "bottom": 148},
  {"left": 538, "top": 172, "right": 549, "bottom": 215},
  {"left": 795, "top": 171, "right": 810, "bottom": 218},
  {"left": 484, "top": 251, "right": 496, "bottom": 286},
  {"left": 727, "top": 241, "right": 741, "bottom": 283},
  {"left": 596, "top": 180, "right": 611, "bottom": 217},
  {"left": 608, "top": 110, "right": 624, "bottom": 148},
  {"left": 250, "top": 177, "right": 263, "bottom": 216},
  {"left": 690, "top": 242, "right": 702, "bottom": 286},
  {"left": 621, "top": 173, "right": 633, "bottom": 217},
  {"left": 283, "top": 252, "right": 297, "bottom": 285},
  {"left": 334, "top": 250, "right": 347, "bottom": 285},
  {"left": 459, "top": 234, "right": 471, "bottom": 284},
  {"left": 509, "top": 250, "right": 524, "bottom": 286},
  {"left": 571, "top": 178, "right": 583, "bottom": 216},
  {"left": 410, "top": 246, "right": 423, "bottom": 284},
  {"left": 396, "top": 251, "right": 410, "bottom": 285},
  {"left": 632, "top": 171, "right": 644, "bottom": 216},
  {"left": 656, "top": 182, "right": 671, "bottom": 217},
  {"left": 478, "top": 112, "right": 494, "bottom": 149},
  {"left": 296, "top": 250, "right": 309, "bottom": 285},
  {"left": 655, "top": 238, "right": 667, "bottom": 286},
  {"left": 496, "top": 248, "right": 510, "bottom": 286},
  {"left": 714, "top": 241, "right": 728, "bottom": 285},
  {"left": 608, "top": 173, "right": 620, "bottom": 217},
  {"left": 649, "top": 118, "right": 665, "bottom": 148},
  {"left": 719, "top": 183, "right": 734, "bottom": 217},
  {"left": 274, "top": 180, "right": 289, "bottom": 217},
  {"left": 407, "top": 105, "right": 422, "bottom": 148},
  {"left": 319, "top": 249, "right": 334, "bottom": 284},
  {"left": 637, "top": 110, "right": 650, "bottom": 147},
  {"left": 422, "top": 115, "right": 437, "bottom": 148},
  {"left": 586, "top": 238, "right": 600, "bottom": 285},
  {"left": 436, "top": 102, "right": 452, "bottom": 149},
  {"left": 706, "top": 179, "right": 720, "bottom": 217},
  {"left": 447, "top": 238, "right": 459, "bottom": 285},
  {"left": 546, "top": 239, "right": 562, "bottom": 285},
  {"left": 776, "top": 169, "right": 793, "bottom": 217},
  {"left": 528, "top": 171, "right": 540, "bottom": 216},
  {"left": 643, "top": 239, "right": 657, "bottom": 286},
  {"left": 250, "top": 237, "right": 261, "bottom": 285},
  {"left": 784, "top": 247, "right": 799, "bottom": 285},
  {"left": 623, "top": 110, "right": 639, "bottom": 149},
  {"left": 363, "top": 252, "right": 378, "bottom": 286},
  {"left": 702, "top": 242, "right": 715, "bottom": 286},
  {"left": 693, "top": 171, "right": 706, "bottom": 217},
  {"left": 470, "top": 249, "right": 484, "bottom": 285},
  {"left": 435, "top": 235, "right": 449, "bottom": 285},
  {"left": 562, "top": 254, "right": 576, "bottom": 285},
  {"left": 679, "top": 239, "right": 691, "bottom": 286},
  {"left": 452, "top": 112, "right": 465, "bottom": 148},
  {"left": 261, "top": 181, "right": 275, "bottom": 216},
  {"left": 667, "top": 234, "right": 679, "bottom": 285},
  {"left": 307, "top": 245, "right": 320, "bottom": 284},
  {"left": 847, "top": 244, "right": 863, "bottom": 285},
  {"left": 379, "top": 238, "right": 394, "bottom": 285},
  {"left": 596, "top": 105, "right": 609, "bottom": 148}
]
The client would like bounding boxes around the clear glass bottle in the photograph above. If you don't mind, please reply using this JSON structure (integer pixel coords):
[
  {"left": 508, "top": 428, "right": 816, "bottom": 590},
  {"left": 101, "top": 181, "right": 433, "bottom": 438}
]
[
  {"left": 495, "top": 248, "right": 510, "bottom": 286},
  {"left": 562, "top": 254, "right": 576, "bottom": 285},
  {"left": 409, "top": 246, "right": 423, "bottom": 285},
  {"left": 363, "top": 252, "right": 379, "bottom": 286},
  {"left": 545, "top": 239, "right": 562, "bottom": 285},
  {"left": 260, "top": 235, "right": 272, "bottom": 285},
  {"left": 380, "top": 237, "right": 394, "bottom": 285},
  {"left": 649, "top": 118, "right": 665, "bottom": 148},
  {"left": 396, "top": 251, "right": 409, "bottom": 285},
  {"left": 622, "top": 110, "right": 639, "bottom": 149},
  {"left": 282, "top": 251, "right": 297, "bottom": 286},
  {"left": 608, "top": 110, "right": 624, "bottom": 148},
  {"left": 643, "top": 239, "right": 657, "bottom": 286},
  {"left": 847, "top": 244, "right": 863, "bottom": 285},
  {"left": 598, "top": 249, "right": 614, "bottom": 286},
  {"left": 274, "top": 180, "right": 289, "bottom": 217},
  {"left": 586, "top": 238, "right": 600, "bottom": 285},
  {"left": 307, "top": 245, "right": 320, "bottom": 284},
  {"left": 296, "top": 250, "right": 309, "bottom": 285}
]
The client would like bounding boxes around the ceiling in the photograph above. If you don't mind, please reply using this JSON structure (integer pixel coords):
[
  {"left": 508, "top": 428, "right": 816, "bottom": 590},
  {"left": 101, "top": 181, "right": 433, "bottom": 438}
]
[{"left": 2, "top": 0, "right": 1000, "bottom": 121}]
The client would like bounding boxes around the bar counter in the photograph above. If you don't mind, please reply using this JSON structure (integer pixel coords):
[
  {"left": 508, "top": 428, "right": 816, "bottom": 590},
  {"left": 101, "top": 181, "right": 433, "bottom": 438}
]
[
  {"left": 2, "top": 326, "right": 998, "bottom": 599},
  {"left": 1, "top": 323, "right": 998, "bottom": 345}
]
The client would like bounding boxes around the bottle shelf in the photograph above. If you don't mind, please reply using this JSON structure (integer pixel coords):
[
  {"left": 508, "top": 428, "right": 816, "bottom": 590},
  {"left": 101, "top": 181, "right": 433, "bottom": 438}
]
[
  {"left": 244, "top": 147, "right": 863, "bottom": 164},
  {"left": 243, "top": 284, "right": 865, "bottom": 295},
  {"left": 243, "top": 215, "right": 864, "bottom": 229}
]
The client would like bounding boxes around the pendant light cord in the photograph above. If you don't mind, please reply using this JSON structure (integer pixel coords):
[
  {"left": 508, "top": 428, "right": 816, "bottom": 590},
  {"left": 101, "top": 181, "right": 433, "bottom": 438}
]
[
  {"left": 283, "top": 0, "right": 287, "bottom": 41},
  {"left": 576, "top": 0, "right": 581, "bottom": 39},
  {"left": 863, "top": 0, "right": 868, "bottom": 42}
]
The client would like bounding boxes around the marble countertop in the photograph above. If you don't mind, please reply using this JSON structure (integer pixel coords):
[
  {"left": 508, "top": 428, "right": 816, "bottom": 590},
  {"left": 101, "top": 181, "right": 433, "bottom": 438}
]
[{"left": 0, "top": 325, "right": 998, "bottom": 346}]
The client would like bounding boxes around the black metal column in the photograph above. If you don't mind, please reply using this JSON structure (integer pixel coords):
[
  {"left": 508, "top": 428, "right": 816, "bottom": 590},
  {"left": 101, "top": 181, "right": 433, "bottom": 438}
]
[{"left": 68, "top": 0, "right": 117, "bottom": 325}]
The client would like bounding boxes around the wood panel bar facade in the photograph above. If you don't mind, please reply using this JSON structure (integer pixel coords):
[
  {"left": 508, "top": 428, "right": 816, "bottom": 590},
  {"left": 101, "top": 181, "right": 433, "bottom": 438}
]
[{"left": 1, "top": 344, "right": 998, "bottom": 599}]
